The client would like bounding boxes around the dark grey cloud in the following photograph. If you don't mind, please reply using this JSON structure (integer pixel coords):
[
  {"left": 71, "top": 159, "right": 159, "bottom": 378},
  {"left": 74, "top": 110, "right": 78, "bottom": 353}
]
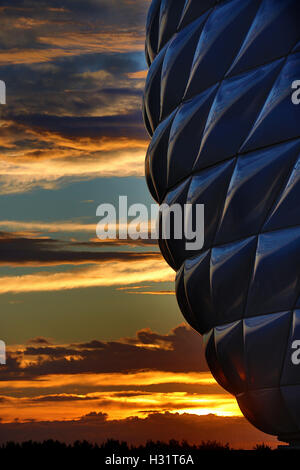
[
  {"left": 7, "top": 111, "right": 147, "bottom": 141},
  {"left": 0, "top": 231, "right": 158, "bottom": 266},
  {"left": 0, "top": 0, "right": 149, "bottom": 34},
  {"left": 1, "top": 325, "right": 208, "bottom": 379},
  {"left": 30, "top": 395, "right": 96, "bottom": 403},
  {"left": 27, "top": 337, "right": 52, "bottom": 345}
]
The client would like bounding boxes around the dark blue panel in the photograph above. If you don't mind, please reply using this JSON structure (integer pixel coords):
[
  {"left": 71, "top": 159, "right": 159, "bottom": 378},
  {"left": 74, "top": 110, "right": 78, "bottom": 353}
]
[
  {"left": 193, "top": 59, "right": 284, "bottom": 171},
  {"left": 241, "top": 53, "right": 300, "bottom": 152},
  {"left": 215, "top": 320, "right": 246, "bottom": 394},
  {"left": 160, "top": 178, "right": 191, "bottom": 269},
  {"left": 184, "top": 251, "right": 215, "bottom": 334},
  {"left": 211, "top": 237, "right": 257, "bottom": 323},
  {"left": 281, "top": 310, "right": 300, "bottom": 386},
  {"left": 237, "top": 388, "right": 298, "bottom": 435},
  {"left": 244, "top": 312, "right": 291, "bottom": 389},
  {"left": 246, "top": 228, "right": 300, "bottom": 316},
  {"left": 145, "top": 110, "right": 176, "bottom": 202},
  {"left": 187, "top": 159, "right": 235, "bottom": 250},
  {"left": 227, "top": 0, "right": 300, "bottom": 77},
  {"left": 142, "top": 99, "right": 153, "bottom": 137},
  {"left": 160, "top": 14, "right": 209, "bottom": 120},
  {"left": 185, "top": 0, "right": 260, "bottom": 99},
  {"left": 204, "top": 329, "right": 232, "bottom": 393},
  {"left": 178, "top": 0, "right": 215, "bottom": 30},
  {"left": 145, "top": 149, "right": 157, "bottom": 200},
  {"left": 158, "top": 235, "right": 176, "bottom": 271},
  {"left": 144, "top": 44, "right": 168, "bottom": 133},
  {"left": 281, "top": 385, "right": 300, "bottom": 430},
  {"left": 264, "top": 147, "right": 300, "bottom": 231},
  {"left": 215, "top": 139, "right": 300, "bottom": 244},
  {"left": 158, "top": 0, "right": 186, "bottom": 51},
  {"left": 293, "top": 40, "right": 300, "bottom": 53},
  {"left": 175, "top": 264, "right": 198, "bottom": 330},
  {"left": 146, "top": 0, "right": 162, "bottom": 63},
  {"left": 167, "top": 85, "right": 218, "bottom": 188}
]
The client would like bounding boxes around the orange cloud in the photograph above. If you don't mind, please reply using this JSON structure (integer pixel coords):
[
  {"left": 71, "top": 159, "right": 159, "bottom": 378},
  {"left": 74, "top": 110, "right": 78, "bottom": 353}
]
[
  {"left": 0, "top": 118, "right": 148, "bottom": 193},
  {"left": 128, "top": 70, "right": 147, "bottom": 79},
  {"left": 0, "top": 149, "right": 146, "bottom": 194},
  {"left": 124, "top": 290, "right": 175, "bottom": 295},
  {"left": 0, "top": 388, "right": 240, "bottom": 423},
  {"left": 0, "top": 257, "right": 173, "bottom": 294},
  {"left": 0, "top": 220, "right": 97, "bottom": 233},
  {"left": 0, "top": 31, "right": 145, "bottom": 65},
  {"left": 0, "top": 371, "right": 215, "bottom": 391}
]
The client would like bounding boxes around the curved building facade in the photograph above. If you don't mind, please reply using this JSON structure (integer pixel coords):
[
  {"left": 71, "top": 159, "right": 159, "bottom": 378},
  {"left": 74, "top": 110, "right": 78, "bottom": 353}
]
[{"left": 143, "top": 0, "right": 300, "bottom": 444}]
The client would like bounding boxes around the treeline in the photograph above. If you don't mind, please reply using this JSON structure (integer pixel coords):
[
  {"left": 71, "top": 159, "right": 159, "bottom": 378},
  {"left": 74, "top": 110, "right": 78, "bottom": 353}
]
[
  {"left": 0, "top": 438, "right": 297, "bottom": 463},
  {"left": 1, "top": 438, "right": 233, "bottom": 452}
]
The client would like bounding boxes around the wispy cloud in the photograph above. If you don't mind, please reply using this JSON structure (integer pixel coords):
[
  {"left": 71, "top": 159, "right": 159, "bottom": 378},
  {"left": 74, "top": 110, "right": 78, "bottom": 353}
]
[
  {"left": 123, "top": 290, "right": 175, "bottom": 296},
  {"left": 0, "top": 256, "right": 172, "bottom": 293},
  {"left": 0, "top": 390, "right": 240, "bottom": 423},
  {"left": 0, "top": 235, "right": 159, "bottom": 267},
  {"left": 0, "top": 32, "right": 145, "bottom": 65},
  {"left": 0, "top": 115, "right": 148, "bottom": 193},
  {"left": 0, "top": 0, "right": 148, "bottom": 65}
]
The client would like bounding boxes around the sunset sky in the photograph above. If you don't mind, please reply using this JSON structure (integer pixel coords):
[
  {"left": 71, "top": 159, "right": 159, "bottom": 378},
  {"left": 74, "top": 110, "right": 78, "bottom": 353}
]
[{"left": 0, "top": 0, "right": 276, "bottom": 448}]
